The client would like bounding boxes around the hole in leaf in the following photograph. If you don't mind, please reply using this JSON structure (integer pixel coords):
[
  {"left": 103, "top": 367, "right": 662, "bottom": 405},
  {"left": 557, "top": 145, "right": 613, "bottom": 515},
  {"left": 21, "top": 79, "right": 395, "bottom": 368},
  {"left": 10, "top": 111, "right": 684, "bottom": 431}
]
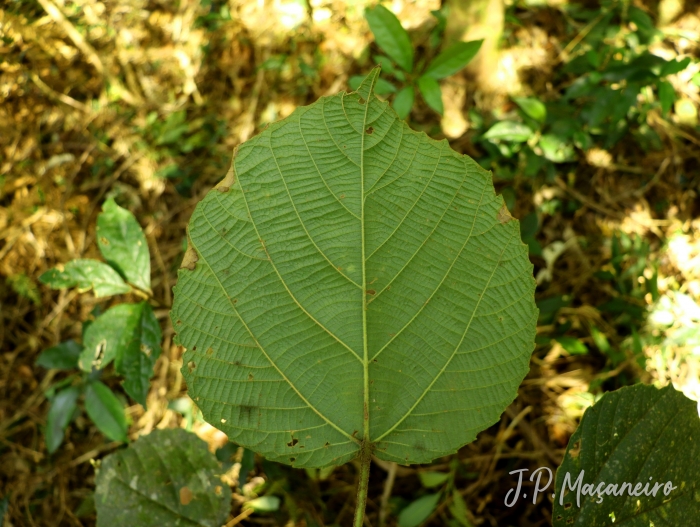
[
  {"left": 287, "top": 438, "right": 298, "bottom": 447},
  {"left": 187, "top": 361, "right": 196, "bottom": 373},
  {"left": 564, "top": 502, "right": 572, "bottom": 510},
  {"left": 290, "top": 457, "right": 296, "bottom": 462}
]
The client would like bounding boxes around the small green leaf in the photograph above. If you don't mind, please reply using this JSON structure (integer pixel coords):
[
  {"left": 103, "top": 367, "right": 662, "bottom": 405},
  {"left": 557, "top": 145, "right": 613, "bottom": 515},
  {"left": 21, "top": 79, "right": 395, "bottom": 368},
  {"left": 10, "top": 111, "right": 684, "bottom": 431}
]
[
  {"left": 375, "top": 77, "right": 398, "bottom": 96},
  {"left": 393, "top": 85, "right": 415, "bottom": 119},
  {"left": 97, "top": 199, "right": 151, "bottom": 292},
  {"left": 349, "top": 76, "right": 365, "bottom": 91},
  {"left": 40, "top": 259, "right": 131, "bottom": 298},
  {"left": 79, "top": 303, "right": 161, "bottom": 407},
  {"left": 482, "top": 121, "right": 532, "bottom": 142},
  {"left": 36, "top": 340, "right": 83, "bottom": 370},
  {"left": 658, "top": 80, "right": 676, "bottom": 116},
  {"left": 512, "top": 97, "right": 546, "bottom": 124},
  {"left": 7, "top": 273, "right": 41, "bottom": 305},
  {"left": 398, "top": 493, "right": 441, "bottom": 527},
  {"left": 373, "top": 54, "right": 396, "bottom": 75},
  {"left": 419, "top": 471, "right": 450, "bottom": 488},
  {"left": 245, "top": 496, "right": 281, "bottom": 512},
  {"left": 555, "top": 336, "right": 587, "bottom": 355},
  {"left": 423, "top": 40, "right": 483, "bottom": 79},
  {"left": 553, "top": 384, "right": 700, "bottom": 526},
  {"left": 660, "top": 57, "right": 691, "bottom": 77},
  {"left": 538, "top": 134, "right": 575, "bottom": 163},
  {"left": 448, "top": 490, "right": 472, "bottom": 527},
  {"left": 417, "top": 76, "right": 444, "bottom": 115},
  {"left": 0, "top": 495, "right": 8, "bottom": 525},
  {"left": 84, "top": 381, "right": 128, "bottom": 443},
  {"left": 94, "top": 429, "right": 229, "bottom": 527},
  {"left": 365, "top": 5, "right": 413, "bottom": 72},
  {"left": 45, "top": 386, "right": 80, "bottom": 453}
]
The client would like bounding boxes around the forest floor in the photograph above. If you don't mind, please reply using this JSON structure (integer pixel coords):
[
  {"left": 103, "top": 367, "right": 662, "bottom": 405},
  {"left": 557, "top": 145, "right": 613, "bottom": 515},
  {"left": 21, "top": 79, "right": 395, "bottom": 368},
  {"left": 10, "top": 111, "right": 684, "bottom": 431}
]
[{"left": 1, "top": 0, "right": 700, "bottom": 526}]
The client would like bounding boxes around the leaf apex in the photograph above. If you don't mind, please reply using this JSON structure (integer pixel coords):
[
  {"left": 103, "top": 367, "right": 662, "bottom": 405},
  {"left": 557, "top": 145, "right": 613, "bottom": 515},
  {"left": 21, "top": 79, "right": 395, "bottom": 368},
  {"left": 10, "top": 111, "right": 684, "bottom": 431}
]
[{"left": 356, "top": 67, "right": 381, "bottom": 102}]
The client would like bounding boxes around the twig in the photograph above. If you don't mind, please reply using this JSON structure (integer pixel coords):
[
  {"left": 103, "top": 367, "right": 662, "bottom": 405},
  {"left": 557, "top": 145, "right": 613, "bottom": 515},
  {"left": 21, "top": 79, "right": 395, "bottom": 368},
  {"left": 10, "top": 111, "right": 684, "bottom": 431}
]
[
  {"left": 34, "top": 0, "right": 104, "bottom": 75},
  {"left": 30, "top": 73, "right": 90, "bottom": 112},
  {"left": 378, "top": 461, "right": 397, "bottom": 527},
  {"left": 224, "top": 507, "right": 254, "bottom": 526},
  {"left": 554, "top": 177, "right": 625, "bottom": 219}
]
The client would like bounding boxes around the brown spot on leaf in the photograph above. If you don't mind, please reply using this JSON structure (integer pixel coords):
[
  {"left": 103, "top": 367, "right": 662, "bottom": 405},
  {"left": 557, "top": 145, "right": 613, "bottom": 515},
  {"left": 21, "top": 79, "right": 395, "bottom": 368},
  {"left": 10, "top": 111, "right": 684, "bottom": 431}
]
[
  {"left": 497, "top": 202, "right": 513, "bottom": 224},
  {"left": 247, "top": 373, "right": 254, "bottom": 381},
  {"left": 187, "top": 361, "right": 196, "bottom": 373},
  {"left": 214, "top": 147, "right": 238, "bottom": 192},
  {"left": 366, "top": 126, "right": 374, "bottom": 135},
  {"left": 214, "top": 486, "right": 223, "bottom": 496},
  {"left": 206, "top": 347, "right": 213, "bottom": 355},
  {"left": 180, "top": 245, "right": 199, "bottom": 270},
  {"left": 192, "top": 346, "right": 197, "bottom": 351},
  {"left": 568, "top": 440, "right": 581, "bottom": 459},
  {"left": 99, "top": 237, "right": 109, "bottom": 245},
  {"left": 366, "top": 289, "right": 376, "bottom": 295},
  {"left": 179, "top": 486, "right": 193, "bottom": 505}
]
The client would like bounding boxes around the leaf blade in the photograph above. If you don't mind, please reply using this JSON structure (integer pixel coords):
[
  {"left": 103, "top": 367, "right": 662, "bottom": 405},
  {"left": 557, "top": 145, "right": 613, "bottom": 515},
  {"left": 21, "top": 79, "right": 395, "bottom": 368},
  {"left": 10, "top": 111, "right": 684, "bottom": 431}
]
[
  {"left": 40, "top": 259, "right": 131, "bottom": 298},
  {"left": 172, "top": 74, "right": 537, "bottom": 469},
  {"left": 423, "top": 40, "right": 483, "bottom": 79},
  {"left": 97, "top": 198, "right": 151, "bottom": 292},
  {"left": 84, "top": 381, "right": 128, "bottom": 443},
  {"left": 365, "top": 5, "right": 413, "bottom": 73}
]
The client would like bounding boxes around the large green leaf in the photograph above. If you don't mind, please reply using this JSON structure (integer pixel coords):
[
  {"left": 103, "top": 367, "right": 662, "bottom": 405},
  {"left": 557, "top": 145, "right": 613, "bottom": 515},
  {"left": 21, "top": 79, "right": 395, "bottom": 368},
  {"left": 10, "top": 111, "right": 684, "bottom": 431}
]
[
  {"left": 94, "top": 428, "right": 230, "bottom": 527},
  {"left": 79, "top": 302, "right": 162, "bottom": 406},
  {"left": 97, "top": 198, "right": 151, "bottom": 292},
  {"left": 553, "top": 384, "right": 700, "bottom": 527},
  {"left": 365, "top": 5, "right": 413, "bottom": 73},
  {"left": 171, "top": 69, "right": 537, "bottom": 468},
  {"left": 40, "top": 259, "right": 131, "bottom": 297}
]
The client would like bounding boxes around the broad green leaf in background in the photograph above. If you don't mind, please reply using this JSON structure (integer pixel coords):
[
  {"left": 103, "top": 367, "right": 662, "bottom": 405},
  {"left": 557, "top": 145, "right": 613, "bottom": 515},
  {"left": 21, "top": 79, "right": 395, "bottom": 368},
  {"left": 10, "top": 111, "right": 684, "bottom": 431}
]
[
  {"left": 538, "top": 134, "right": 575, "bottom": 163},
  {"left": 45, "top": 386, "right": 80, "bottom": 453},
  {"left": 423, "top": 40, "right": 483, "bottom": 79},
  {"left": 553, "top": 384, "right": 700, "bottom": 527},
  {"left": 554, "top": 336, "right": 587, "bottom": 355},
  {"left": 512, "top": 96, "right": 547, "bottom": 124},
  {"left": 79, "top": 302, "right": 161, "bottom": 406},
  {"left": 419, "top": 471, "right": 450, "bottom": 488},
  {"left": 449, "top": 490, "right": 472, "bottom": 527},
  {"left": 7, "top": 273, "right": 40, "bottom": 305},
  {"left": 97, "top": 198, "right": 151, "bottom": 292},
  {"left": 482, "top": 121, "right": 533, "bottom": 143},
  {"left": 393, "top": 85, "right": 415, "bottom": 119},
  {"left": 365, "top": 5, "right": 413, "bottom": 72},
  {"left": 40, "top": 259, "right": 131, "bottom": 298},
  {"left": 94, "top": 428, "right": 229, "bottom": 527},
  {"left": 658, "top": 80, "right": 676, "bottom": 116},
  {"left": 659, "top": 57, "right": 691, "bottom": 77},
  {"left": 84, "top": 381, "right": 128, "bottom": 442},
  {"left": 171, "top": 69, "right": 537, "bottom": 469},
  {"left": 398, "top": 493, "right": 441, "bottom": 527},
  {"left": 36, "top": 340, "right": 82, "bottom": 370},
  {"left": 417, "top": 76, "right": 444, "bottom": 115}
]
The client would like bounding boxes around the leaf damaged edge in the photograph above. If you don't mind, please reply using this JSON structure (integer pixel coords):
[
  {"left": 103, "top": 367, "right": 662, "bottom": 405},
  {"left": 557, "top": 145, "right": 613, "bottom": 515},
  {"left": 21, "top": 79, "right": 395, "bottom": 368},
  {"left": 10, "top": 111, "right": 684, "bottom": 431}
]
[
  {"left": 214, "top": 145, "right": 239, "bottom": 193},
  {"left": 180, "top": 228, "right": 199, "bottom": 271}
]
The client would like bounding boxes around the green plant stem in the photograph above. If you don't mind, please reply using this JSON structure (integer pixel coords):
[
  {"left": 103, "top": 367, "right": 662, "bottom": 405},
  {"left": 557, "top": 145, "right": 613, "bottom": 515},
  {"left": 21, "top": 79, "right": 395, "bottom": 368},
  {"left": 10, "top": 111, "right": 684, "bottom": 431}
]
[{"left": 353, "top": 447, "right": 372, "bottom": 527}]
